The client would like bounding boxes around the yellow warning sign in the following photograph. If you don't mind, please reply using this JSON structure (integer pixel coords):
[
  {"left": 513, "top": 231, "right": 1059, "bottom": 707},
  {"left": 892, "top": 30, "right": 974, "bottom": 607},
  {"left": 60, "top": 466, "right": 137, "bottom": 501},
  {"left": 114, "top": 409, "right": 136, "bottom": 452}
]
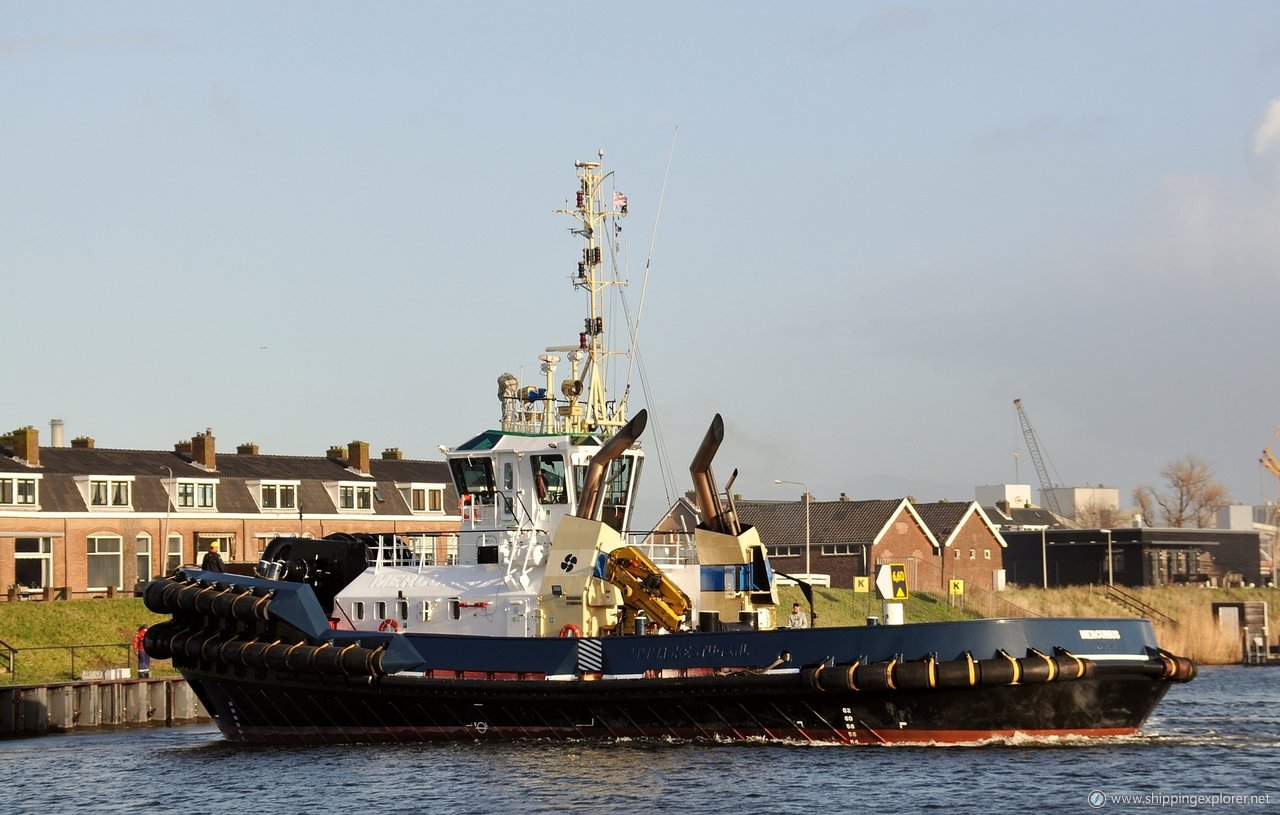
[
  {"left": 876, "top": 563, "right": 909, "bottom": 600},
  {"left": 853, "top": 576, "right": 870, "bottom": 593},
  {"left": 949, "top": 578, "right": 965, "bottom": 596}
]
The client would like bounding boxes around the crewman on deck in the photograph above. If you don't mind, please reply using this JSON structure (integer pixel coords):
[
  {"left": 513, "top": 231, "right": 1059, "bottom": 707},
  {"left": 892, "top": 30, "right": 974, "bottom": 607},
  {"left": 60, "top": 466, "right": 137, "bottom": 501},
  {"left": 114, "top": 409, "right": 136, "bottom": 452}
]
[{"left": 201, "top": 541, "right": 225, "bottom": 573}]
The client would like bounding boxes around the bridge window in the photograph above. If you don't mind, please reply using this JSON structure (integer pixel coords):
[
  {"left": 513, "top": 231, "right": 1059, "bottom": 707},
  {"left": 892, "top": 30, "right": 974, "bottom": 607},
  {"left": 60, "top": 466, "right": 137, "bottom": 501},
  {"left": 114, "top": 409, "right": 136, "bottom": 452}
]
[{"left": 531, "top": 455, "right": 568, "bottom": 504}]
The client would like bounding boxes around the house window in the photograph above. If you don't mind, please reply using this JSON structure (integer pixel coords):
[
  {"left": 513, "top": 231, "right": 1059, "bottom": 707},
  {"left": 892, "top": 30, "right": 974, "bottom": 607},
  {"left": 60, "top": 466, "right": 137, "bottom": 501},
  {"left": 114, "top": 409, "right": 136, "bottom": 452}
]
[
  {"left": 984, "top": 549, "right": 991, "bottom": 560},
  {"left": 87, "top": 535, "right": 123, "bottom": 590},
  {"left": 165, "top": 534, "right": 183, "bottom": 574},
  {"left": 136, "top": 533, "right": 152, "bottom": 582},
  {"left": 86, "top": 478, "right": 133, "bottom": 509},
  {"left": 176, "top": 481, "right": 216, "bottom": 509},
  {"left": 14, "top": 537, "right": 53, "bottom": 589},
  {"left": 402, "top": 484, "right": 446, "bottom": 514},
  {"left": 969, "top": 548, "right": 976, "bottom": 560},
  {"left": 260, "top": 483, "right": 298, "bottom": 510},
  {"left": 771, "top": 545, "right": 801, "bottom": 558},
  {"left": 953, "top": 549, "right": 960, "bottom": 559},
  {"left": 339, "top": 484, "right": 373, "bottom": 511},
  {"left": 0, "top": 477, "right": 39, "bottom": 506},
  {"left": 820, "top": 544, "right": 856, "bottom": 556}
]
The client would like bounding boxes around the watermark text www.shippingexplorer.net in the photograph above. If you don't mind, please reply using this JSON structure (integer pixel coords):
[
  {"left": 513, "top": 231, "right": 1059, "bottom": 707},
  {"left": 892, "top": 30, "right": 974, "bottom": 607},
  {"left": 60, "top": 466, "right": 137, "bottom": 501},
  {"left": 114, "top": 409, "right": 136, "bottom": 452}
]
[{"left": 1089, "top": 790, "right": 1273, "bottom": 808}]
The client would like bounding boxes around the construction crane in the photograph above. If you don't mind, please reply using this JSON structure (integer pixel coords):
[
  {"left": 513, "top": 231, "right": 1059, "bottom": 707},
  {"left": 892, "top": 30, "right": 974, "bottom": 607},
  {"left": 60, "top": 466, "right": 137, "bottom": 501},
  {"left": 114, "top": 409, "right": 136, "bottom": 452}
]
[
  {"left": 1262, "top": 446, "right": 1280, "bottom": 585},
  {"left": 1013, "top": 398, "right": 1064, "bottom": 517}
]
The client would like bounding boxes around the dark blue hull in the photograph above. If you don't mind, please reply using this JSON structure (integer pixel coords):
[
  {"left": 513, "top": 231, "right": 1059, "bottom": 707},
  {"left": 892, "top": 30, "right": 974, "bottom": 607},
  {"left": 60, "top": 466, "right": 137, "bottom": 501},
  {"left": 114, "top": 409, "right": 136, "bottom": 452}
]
[{"left": 144, "top": 570, "right": 1193, "bottom": 745}]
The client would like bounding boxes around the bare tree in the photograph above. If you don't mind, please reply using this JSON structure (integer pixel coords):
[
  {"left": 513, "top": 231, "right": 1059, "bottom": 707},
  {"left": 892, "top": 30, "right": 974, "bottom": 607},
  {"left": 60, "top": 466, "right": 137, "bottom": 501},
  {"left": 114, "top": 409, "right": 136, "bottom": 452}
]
[
  {"left": 1132, "top": 454, "right": 1231, "bottom": 528},
  {"left": 1075, "top": 498, "right": 1126, "bottom": 529}
]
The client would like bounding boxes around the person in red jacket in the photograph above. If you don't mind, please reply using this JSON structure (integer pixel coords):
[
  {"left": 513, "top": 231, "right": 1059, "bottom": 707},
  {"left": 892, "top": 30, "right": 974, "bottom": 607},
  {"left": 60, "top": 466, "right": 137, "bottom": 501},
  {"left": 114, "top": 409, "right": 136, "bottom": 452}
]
[{"left": 133, "top": 625, "right": 150, "bottom": 678}]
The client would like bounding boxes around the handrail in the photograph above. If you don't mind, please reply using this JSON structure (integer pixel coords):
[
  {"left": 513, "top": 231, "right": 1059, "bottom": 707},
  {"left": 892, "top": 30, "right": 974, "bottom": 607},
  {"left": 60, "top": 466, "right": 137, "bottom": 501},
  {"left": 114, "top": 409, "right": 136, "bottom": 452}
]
[
  {"left": 3, "top": 643, "right": 132, "bottom": 685},
  {"left": 0, "top": 639, "right": 14, "bottom": 675},
  {"left": 1104, "top": 584, "right": 1179, "bottom": 627}
]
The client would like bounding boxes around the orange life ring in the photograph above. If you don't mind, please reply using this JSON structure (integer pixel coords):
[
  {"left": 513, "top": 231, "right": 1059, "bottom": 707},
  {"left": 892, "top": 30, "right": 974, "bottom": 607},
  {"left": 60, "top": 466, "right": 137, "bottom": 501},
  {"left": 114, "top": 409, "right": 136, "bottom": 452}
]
[
  {"left": 559, "top": 624, "right": 581, "bottom": 638},
  {"left": 378, "top": 618, "right": 401, "bottom": 633}
]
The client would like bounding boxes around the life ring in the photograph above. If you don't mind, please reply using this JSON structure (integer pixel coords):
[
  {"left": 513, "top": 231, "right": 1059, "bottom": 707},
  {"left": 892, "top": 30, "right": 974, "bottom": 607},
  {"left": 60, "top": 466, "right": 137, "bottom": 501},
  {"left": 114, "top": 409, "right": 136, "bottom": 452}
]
[
  {"left": 559, "top": 624, "right": 581, "bottom": 638},
  {"left": 459, "top": 495, "right": 474, "bottom": 521},
  {"left": 378, "top": 618, "right": 401, "bottom": 633}
]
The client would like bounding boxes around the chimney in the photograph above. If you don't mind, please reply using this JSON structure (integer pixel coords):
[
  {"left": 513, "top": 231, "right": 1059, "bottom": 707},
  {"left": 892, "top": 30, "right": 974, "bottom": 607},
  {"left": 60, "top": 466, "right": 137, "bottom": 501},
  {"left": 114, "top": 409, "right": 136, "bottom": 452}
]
[
  {"left": 50, "top": 418, "right": 65, "bottom": 448},
  {"left": 191, "top": 429, "right": 216, "bottom": 471},
  {"left": 11, "top": 426, "right": 39, "bottom": 467},
  {"left": 997, "top": 499, "right": 1010, "bottom": 514},
  {"left": 72, "top": 436, "right": 96, "bottom": 449},
  {"left": 347, "top": 440, "right": 370, "bottom": 475},
  {"left": 839, "top": 492, "right": 849, "bottom": 502},
  {"left": 174, "top": 440, "right": 192, "bottom": 456},
  {"left": 237, "top": 442, "right": 260, "bottom": 456},
  {"left": 326, "top": 445, "right": 346, "bottom": 461},
  {"left": 381, "top": 447, "right": 404, "bottom": 460}
]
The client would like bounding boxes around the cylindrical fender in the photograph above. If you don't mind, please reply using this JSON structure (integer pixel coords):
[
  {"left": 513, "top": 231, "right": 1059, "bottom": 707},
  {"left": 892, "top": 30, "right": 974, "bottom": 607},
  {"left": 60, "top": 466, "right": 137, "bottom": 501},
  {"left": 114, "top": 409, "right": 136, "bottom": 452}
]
[
  {"left": 977, "top": 649, "right": 1021, "bottom": 685},
  {"left": 1051, "top": 650, "right": 1090, "bottom": 681},
  {"left": 892, "top": 656, "right": 937, "bottom": 690},
  {"left": 853, "top": 659, "right": 895, "bottom": 692},
  {"left": 819, "top": 662, "right": 861, "bottom": 692},
  {"left": 1017, "top": 648, "right": 1057, "bottom": 684},
  {"left": 1158, "top": 650, "right": 1197, "bottom": 683},
  {"left": 141, "top": 620, "right": 182, "bottom": 660},
  {"left": 935, "top": 652, "right": 978, "bottom": 688}
]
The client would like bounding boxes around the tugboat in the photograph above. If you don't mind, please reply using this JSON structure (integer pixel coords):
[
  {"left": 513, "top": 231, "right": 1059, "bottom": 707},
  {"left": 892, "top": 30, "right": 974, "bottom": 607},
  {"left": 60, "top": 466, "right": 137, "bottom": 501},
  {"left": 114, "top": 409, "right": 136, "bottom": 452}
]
[{"left": 143, "top": 156, "right": 1195, "bottom": 744}]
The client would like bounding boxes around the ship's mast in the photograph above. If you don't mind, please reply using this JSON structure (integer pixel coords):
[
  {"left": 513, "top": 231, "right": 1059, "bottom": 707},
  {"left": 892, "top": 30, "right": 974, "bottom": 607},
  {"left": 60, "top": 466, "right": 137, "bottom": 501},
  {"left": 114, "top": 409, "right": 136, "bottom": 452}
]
[{"left": 556, "top": 152, "right": 629, "bottom": 434}]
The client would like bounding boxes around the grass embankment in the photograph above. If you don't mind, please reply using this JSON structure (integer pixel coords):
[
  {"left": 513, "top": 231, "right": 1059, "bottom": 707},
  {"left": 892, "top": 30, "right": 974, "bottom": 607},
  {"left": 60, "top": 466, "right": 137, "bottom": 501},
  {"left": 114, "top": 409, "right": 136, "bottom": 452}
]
[
  {"left": 0, "top": 598, "right": 173, "bottom": 684},
  {"left": 781, "top": 584, "right": 1279, "bottom": 665}
]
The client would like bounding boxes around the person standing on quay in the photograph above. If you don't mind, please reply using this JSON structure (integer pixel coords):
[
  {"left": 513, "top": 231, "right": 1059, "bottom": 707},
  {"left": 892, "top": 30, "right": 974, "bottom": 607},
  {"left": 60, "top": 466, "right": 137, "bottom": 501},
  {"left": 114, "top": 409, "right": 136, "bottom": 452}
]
[
  {"left": 201, "top": 541, "right": 225, "bottom": 572},
  {"left": 787, "top": 602, "right": 808, "bottom": 628},
  {"left": 133, "top": 625, "right": 150, "bottom": 678}
]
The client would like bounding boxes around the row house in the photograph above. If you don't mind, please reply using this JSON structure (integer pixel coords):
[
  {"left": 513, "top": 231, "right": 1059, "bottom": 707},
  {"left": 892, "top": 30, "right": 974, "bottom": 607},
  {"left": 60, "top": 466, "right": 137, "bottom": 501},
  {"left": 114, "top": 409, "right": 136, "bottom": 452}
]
[
  {"left": 653, "top": 494, "right": 1008, "bottom": 593},
  {"left": 0, "top": 426, "right": 459, "bottom": 599}
]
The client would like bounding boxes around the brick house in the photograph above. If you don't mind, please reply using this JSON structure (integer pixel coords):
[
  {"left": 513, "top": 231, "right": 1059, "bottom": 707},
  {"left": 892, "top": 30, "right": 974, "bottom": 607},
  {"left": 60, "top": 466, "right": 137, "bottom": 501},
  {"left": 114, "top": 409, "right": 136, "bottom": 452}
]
[
  {"left": 0, "top": 425, "right": 458, "bottom": 599},
  {"left": 733, "top": 497, "right": 941, "bottom": 590},
  {"left": 912, "top": 501, "right": 1007, "bottom": 591}
]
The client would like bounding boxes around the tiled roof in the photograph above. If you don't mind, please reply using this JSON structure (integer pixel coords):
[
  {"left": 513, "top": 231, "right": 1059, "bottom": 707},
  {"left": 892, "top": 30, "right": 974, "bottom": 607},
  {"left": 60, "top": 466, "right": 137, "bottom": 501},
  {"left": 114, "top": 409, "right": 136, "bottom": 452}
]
[
  {"left": 981, "top": 503, "right": 1063, "bottom": 529},
  {"left": 912, "top": 501, "right": 972, "bottom": 543},
  {"left": 735, "top": 498, "right": 907, "bottom": 545},
  {"left": 3, "top": 446, "right": 454, "bottom": 514}
]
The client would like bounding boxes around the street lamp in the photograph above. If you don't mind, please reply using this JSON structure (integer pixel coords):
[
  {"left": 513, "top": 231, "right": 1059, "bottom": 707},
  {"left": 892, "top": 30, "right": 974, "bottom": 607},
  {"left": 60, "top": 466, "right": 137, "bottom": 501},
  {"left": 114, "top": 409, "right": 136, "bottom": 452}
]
[
  {"left": 774, "top": 479, "right": 811, "bottom": 578},
  {"left": 1102, "top": 528, "right": 1113, "bottom": 586},
  {"left": 160, "top": 466, "right": 172, "bottom": 575}
]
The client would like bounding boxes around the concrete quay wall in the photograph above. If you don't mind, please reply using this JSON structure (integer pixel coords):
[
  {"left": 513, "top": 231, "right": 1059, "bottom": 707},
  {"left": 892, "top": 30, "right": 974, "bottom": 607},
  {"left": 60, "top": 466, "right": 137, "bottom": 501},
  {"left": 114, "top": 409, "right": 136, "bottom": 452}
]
[{"left": 0, "top": 677, "right": 210, "bottom": 738}]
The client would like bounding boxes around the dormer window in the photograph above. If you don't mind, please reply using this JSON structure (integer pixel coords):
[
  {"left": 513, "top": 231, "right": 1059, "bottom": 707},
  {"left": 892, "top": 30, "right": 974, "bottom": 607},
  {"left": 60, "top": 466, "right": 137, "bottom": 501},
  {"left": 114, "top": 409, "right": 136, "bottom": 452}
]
[
  {"left": 79, "top": 476, "right": 135, "bottom": 510},
  {"left": 172, "top": 479, "right": 217, "bottom": 510},
  {"left": 399, "top": 483, "right": 445, "bottom": 514},
  {"left": 328, "top": 481, "right": 373, "bottom": 512},
  {"left": 258, "top": 482, "right": 298, "bottom": 510},
  {"left": 0, "top": 476, "right": 39, "bottom": 508}
]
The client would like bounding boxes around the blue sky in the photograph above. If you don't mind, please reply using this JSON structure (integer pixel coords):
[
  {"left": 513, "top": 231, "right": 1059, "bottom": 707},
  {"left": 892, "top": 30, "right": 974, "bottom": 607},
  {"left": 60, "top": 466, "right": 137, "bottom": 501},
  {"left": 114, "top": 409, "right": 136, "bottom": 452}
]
[{"left": 4, "top": 2, "right": 1280, "bottom": 527}]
